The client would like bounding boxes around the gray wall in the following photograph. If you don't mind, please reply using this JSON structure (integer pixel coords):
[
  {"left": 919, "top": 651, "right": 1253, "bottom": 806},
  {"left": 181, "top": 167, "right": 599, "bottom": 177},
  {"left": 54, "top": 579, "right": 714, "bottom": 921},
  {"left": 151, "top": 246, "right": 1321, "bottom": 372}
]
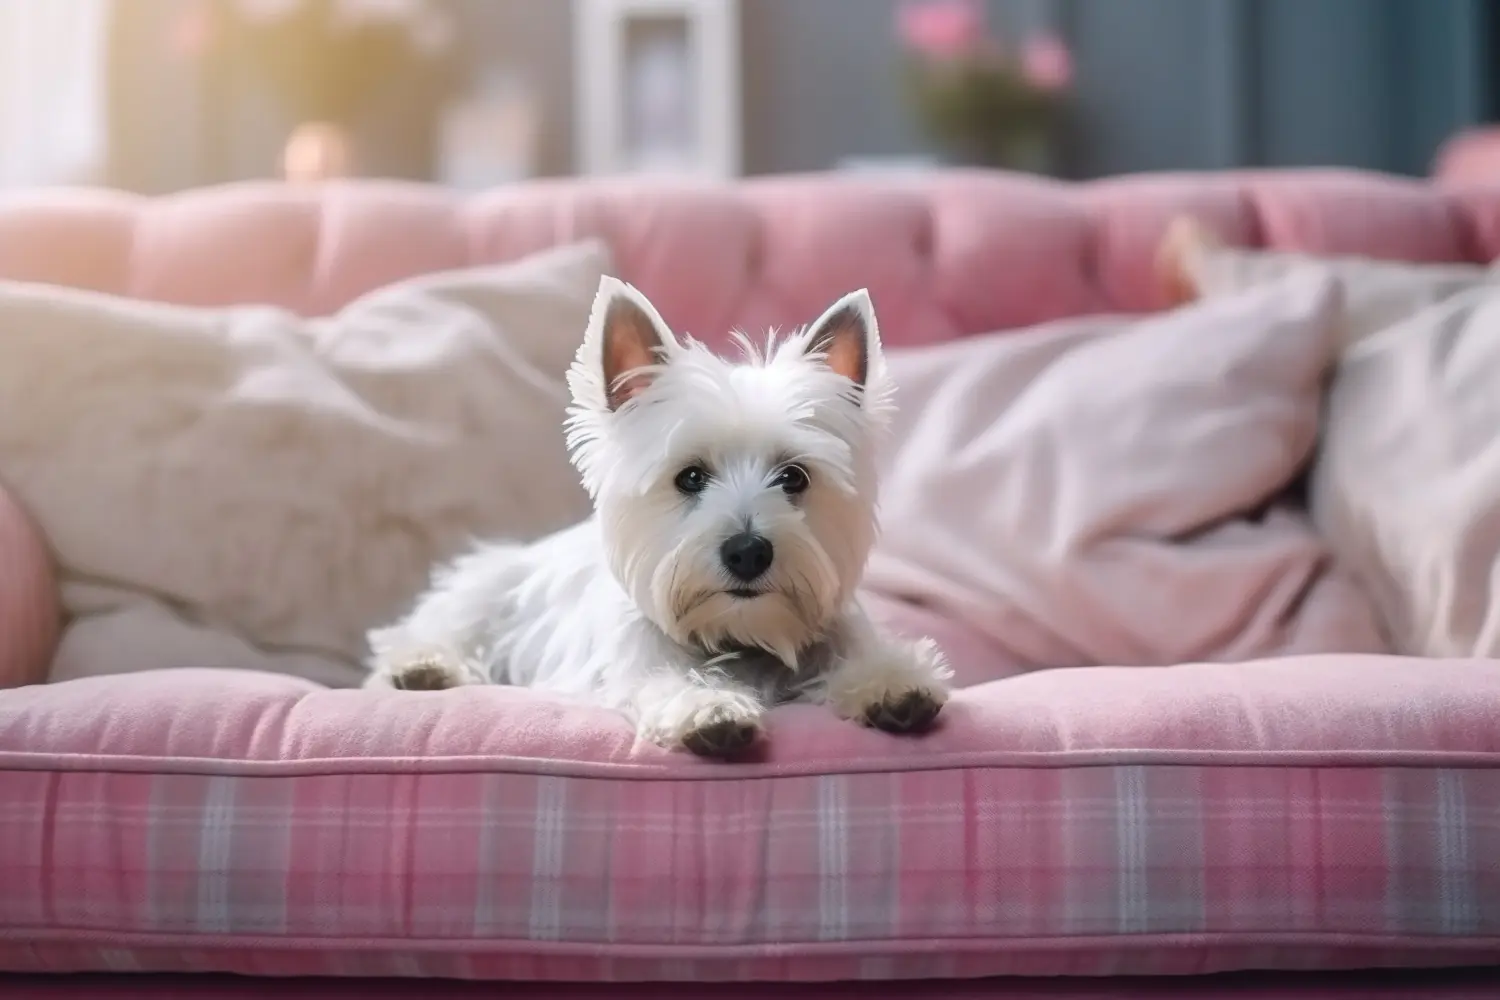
[
  {"left": 739, "top": 0, "right": 1488, "bottom": 177},
  {"left": 1254, "top": 0, "right": 1485, "bottom": 176},
  {"left": 111, "top": 0, "right": 1489, "bottom": 191}
]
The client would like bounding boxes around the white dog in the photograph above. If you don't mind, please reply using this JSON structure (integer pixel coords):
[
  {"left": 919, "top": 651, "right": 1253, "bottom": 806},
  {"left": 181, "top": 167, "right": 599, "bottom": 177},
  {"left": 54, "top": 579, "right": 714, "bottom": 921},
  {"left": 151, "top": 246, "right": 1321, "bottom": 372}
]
[{"left": 364, "top": 278, "right": 952, "bottom": 758}]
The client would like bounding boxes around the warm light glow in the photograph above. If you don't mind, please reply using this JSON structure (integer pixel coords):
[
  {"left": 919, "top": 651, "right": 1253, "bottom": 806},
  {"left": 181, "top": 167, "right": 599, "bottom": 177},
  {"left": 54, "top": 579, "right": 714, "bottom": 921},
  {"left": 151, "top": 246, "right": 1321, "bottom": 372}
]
[{"left": 281, "top": 121, "right": 354, "bottom": 181}]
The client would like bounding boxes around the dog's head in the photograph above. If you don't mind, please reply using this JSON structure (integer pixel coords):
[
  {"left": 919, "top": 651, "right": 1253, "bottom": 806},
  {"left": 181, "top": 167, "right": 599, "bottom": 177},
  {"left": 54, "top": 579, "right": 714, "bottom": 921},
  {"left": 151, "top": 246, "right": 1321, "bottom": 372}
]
[{"left": 565, "top": 278, "right": 892, "bottom": 668}]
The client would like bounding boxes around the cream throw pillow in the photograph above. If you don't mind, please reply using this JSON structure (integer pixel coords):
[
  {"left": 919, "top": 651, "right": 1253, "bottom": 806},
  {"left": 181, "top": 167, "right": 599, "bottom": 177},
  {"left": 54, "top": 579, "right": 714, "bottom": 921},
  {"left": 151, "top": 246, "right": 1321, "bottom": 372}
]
[
  {"left": 1166, "top": 220, "right": 1500, "bottom": 656},
  {"left": 1313, "top": 284, "right": 1500, "bottom": 657},
  {"left": 864, "top": 269, "right": 1386, "bottom": 672},
  {"left": 0, "top": 240, "right": 612, "bottom": 686}
]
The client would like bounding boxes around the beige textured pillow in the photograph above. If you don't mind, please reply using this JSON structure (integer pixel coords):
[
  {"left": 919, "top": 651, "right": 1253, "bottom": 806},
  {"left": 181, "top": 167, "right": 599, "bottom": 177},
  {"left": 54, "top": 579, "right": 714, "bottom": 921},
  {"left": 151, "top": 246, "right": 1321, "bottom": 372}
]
[
  {"left": 1312, "top": 283, "right": 1500, "bottom": 657},
  {"left": 1161, "top": 217, "right": 1498, "bottom": 349},
  {"left": 1159, "top": 219, "right": 1500, "bottom": 656},
  {"left": 864, "top": 269, "right": 1386, "bottom": 673},
  {"left": 0, "top": 240, "right": 612, "bottom": 686}
]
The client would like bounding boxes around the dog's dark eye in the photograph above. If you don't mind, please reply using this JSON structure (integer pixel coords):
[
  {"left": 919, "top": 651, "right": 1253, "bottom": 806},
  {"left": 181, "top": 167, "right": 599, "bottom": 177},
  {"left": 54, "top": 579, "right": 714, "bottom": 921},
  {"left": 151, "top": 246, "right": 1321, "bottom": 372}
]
[
  {"left": 774, "top": 464, "right": 810, "bottom": 495},
  {"left": 674, "top": 465, "right": 710, "bottom": 495}
]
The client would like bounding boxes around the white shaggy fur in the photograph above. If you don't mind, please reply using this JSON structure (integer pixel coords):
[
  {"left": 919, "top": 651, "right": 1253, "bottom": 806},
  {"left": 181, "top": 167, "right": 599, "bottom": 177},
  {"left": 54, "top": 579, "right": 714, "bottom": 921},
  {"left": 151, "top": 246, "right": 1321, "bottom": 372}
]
[{"left": 364, "top": 278, "right": 951, "bottom": 756}]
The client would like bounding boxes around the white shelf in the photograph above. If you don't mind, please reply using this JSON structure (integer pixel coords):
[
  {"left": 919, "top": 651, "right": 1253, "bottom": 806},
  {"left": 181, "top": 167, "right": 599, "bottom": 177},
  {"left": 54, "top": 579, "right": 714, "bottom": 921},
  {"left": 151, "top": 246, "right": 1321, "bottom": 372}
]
[{"left": 573, "top": 0, "right": 741, "bottom": 178}]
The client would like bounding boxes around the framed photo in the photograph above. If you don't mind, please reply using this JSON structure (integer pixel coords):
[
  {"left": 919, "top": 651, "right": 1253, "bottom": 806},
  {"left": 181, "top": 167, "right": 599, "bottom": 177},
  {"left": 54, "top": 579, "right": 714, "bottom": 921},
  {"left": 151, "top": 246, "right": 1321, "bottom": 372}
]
[{"left": 574, "top": 0, "right": 740, "bottom": 177}]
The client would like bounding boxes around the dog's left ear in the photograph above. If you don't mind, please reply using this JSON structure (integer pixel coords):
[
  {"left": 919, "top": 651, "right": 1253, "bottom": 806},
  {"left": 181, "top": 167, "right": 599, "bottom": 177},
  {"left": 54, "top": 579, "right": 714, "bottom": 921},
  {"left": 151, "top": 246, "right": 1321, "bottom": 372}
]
[
  {"left": 575, "top": 276, "right": 680, "bottom": 413},
  {"left": 802, "top": 288, "right": 879, "bottom": 393}
]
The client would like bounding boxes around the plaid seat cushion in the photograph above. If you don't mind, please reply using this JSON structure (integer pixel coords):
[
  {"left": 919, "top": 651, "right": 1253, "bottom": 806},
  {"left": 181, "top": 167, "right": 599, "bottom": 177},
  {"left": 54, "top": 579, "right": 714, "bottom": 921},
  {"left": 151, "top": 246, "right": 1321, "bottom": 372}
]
[{"left": 1, "top": 655, "right": 1498, "bottom": 982}]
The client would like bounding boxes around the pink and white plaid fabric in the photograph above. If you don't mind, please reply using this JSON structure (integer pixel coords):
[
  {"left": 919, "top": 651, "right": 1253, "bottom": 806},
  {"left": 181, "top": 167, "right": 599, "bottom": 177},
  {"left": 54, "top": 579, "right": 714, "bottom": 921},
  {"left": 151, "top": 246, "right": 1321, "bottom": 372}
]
[{"left": 1, "top": 659, "right": 1499, "bottom": 981}]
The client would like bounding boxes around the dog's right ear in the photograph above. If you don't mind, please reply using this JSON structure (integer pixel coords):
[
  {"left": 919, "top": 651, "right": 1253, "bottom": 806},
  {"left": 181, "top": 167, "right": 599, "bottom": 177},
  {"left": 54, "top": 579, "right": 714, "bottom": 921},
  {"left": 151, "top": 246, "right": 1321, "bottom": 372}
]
[{"left": 574, "top": 276, "right": 679, "bottom": 413}]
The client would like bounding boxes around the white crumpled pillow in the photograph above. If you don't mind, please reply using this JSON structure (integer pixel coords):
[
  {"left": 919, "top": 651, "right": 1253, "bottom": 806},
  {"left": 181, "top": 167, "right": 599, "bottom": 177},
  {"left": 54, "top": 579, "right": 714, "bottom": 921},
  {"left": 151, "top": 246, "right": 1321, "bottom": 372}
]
[
  {"left": 0, "top": 240, "right": 612, "bottom": 687},
  {"left": 1313, "top": 284, "right": 1500, "bottom": 657},
  {"left": 1164, "top": 221, "right": 1500, "bottom": 656},
  {"left": 865, "top": 269, "right": 1386, "bottom": 674}
]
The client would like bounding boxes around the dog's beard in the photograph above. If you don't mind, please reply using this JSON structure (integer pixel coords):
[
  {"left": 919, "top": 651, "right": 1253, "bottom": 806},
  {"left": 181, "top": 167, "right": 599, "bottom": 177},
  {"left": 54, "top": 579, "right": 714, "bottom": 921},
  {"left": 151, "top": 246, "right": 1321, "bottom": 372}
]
[
  {"left": 641, "top": 532, "right": 842, "bottom": 670},
  {"left": 673, "top": 590, "right": 818, "bottom": 670}
]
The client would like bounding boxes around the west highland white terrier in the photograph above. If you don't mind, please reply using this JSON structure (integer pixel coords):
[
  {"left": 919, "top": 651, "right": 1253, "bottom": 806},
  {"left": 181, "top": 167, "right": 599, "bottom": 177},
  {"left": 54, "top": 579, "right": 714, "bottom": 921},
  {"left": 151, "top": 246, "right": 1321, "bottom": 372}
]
[{"left": 364, "top": 278, "right": 952, "bottom": 758}]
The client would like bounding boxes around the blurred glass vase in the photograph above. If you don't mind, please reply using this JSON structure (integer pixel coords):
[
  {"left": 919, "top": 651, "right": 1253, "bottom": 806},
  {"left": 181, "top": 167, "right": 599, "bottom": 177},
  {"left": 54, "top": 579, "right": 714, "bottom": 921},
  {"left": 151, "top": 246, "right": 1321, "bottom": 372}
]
[{"left": 896, "top": 0, "right": 1072, "bottom": 173}]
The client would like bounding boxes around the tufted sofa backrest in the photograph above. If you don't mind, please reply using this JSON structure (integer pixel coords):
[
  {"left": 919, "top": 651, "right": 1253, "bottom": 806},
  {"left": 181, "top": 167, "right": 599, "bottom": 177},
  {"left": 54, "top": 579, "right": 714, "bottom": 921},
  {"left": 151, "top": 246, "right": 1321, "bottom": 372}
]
[{"left": 2, "top": 169, "right": 1499, "bottom": 349}]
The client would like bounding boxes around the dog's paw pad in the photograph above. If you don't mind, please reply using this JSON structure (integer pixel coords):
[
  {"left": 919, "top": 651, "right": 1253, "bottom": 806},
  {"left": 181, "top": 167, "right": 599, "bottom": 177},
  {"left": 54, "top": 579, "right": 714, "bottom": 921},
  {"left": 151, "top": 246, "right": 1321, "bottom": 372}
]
[
  {"left": 863, "top": 689, "right": 943, "bottom": 734},
  {"left": 682, "top": 718, "right": 762, "bottom": 759},
  {"left": 390, "top": 660, "right": 463, "bottom": 691}
]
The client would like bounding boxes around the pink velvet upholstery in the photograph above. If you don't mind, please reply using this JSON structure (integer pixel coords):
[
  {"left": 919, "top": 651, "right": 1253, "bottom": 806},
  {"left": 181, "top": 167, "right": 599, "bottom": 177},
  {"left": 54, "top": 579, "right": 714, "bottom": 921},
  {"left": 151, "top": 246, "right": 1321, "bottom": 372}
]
[
  {"left": 0, "top": 170, "right": 1496, "bottom": 341},
  {"left": 1433, "top": 127, "right": 1500, "bottom": 186},
  {"left": 2, "top": 658, "right": 1499, "bottom": 981}
]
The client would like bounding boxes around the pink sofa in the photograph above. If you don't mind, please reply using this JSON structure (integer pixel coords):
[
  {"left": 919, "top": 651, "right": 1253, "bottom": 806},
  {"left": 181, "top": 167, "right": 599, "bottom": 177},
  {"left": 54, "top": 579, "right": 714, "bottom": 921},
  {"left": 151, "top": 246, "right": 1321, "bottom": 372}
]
[
  {"left": 2, "top": 169, "right": 1500, "bottom": 998},
  {"left": 1434, "top": 127, "right": 1500, "bottom": 185}
]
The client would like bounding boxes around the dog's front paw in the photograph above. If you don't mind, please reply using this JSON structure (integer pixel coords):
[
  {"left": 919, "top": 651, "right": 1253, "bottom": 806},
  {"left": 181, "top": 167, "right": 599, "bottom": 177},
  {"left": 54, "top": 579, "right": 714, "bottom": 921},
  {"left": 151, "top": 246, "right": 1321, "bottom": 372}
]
[
  {"left": 392, "top": 659, "right": 465, "bottom": 691},
  {"left": 642, "top": 689, "right": 765, "bottom": 759},
  {"left": 827, "top": 637, "right": 952, "bottom": 735},
  {"left": 681, "top": 714, "right": 762, "bottom": 758},
  {"left": 366, "top": 652, "right": 473, "bottom": 692},
  {"left": 863, "top": 688, "right": 945, "bottom": 734}
]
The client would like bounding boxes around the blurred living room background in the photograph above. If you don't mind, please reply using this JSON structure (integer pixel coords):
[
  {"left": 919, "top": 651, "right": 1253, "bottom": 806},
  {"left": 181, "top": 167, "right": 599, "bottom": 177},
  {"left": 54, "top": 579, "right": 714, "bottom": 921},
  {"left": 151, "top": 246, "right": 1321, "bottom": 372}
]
[{"left": 3, "top": 0, "right": 1492, "bottom": 194}]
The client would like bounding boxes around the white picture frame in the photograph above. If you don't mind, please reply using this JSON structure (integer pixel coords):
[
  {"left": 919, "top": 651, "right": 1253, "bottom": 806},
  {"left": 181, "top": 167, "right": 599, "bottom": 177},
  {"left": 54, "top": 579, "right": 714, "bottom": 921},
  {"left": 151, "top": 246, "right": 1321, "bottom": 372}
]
[{"left": 574, "top": 0, "right": 741, "bottom": 177}]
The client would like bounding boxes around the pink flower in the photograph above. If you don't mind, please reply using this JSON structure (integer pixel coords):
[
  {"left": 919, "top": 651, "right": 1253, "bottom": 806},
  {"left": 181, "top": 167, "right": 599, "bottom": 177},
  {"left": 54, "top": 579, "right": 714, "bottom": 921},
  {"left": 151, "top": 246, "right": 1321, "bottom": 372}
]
[
  {"left": 897, "top": 0, "right": 986, "bottom": 61},
  {"left": 1022, "top": 33, "right": 1073, "bottom": 91},
  {"left": 170, "top": 3, "right": 217, "bottom": 60}
]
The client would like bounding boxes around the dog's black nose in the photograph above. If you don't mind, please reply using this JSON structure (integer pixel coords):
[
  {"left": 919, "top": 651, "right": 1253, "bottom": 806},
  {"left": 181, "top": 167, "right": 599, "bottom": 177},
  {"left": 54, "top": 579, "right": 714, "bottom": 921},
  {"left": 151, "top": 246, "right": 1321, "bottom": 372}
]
[{"left": 720, "top": 532, "right": 774, "bottom": 582}]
